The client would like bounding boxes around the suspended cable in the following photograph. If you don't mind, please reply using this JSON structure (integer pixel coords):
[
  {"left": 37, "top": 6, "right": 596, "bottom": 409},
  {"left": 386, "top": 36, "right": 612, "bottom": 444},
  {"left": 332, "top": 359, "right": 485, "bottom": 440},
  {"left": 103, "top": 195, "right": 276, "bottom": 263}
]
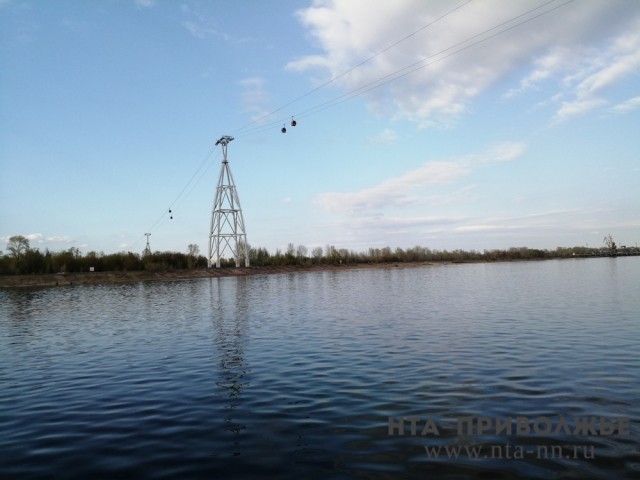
[
  {"left": 135, "top": 0, "right": 573, "bottom": 250},
  {"left": 234, "top": 0, "right": 572, "bottom": 139},
  {"left": 167, "top": 145, "right": 218, "bottom": 213},
  {"left": 232, "top": 0, "right": 474, "bottom": 135},
  {"left": 172, "top": 149, "right": 220, "bottom": 213},
  {"left": 131, "top": 145, "right": 219, "bottom": 250},
  {"left": 294, "top": 0, "right": 573, "bottom": 121}
]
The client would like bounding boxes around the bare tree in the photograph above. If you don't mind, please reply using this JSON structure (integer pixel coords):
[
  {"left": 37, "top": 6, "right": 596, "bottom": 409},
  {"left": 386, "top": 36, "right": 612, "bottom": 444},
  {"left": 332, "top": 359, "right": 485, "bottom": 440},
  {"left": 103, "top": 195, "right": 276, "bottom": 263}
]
[
  {"left": 603, "top": 234, "right": 617, "bottom": 254},
  {"left": 187, "top": 243, "right": 200, "bottom": 257},
  {"left": 312, "top": 246, "right": 323, "bottom": 263},
  {"left": 187, "top": 243, "right": 200, "bottom": 269},
  {"left": 6, "top": 235, "right": 30, "bottom": 259},
  {"left": 296, "top": 244, "right": 308, "bottom": 259}
]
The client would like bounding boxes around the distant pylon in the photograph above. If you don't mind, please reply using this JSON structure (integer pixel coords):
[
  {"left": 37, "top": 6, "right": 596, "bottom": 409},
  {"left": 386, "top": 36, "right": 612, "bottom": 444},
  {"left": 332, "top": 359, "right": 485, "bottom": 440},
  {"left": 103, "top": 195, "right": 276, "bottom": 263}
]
[
  {"left": 143, "top": 233, "right": 152, "bottom": 256},
  {"left": 208, "top": 135, "right": 250, "bottom": 268}
]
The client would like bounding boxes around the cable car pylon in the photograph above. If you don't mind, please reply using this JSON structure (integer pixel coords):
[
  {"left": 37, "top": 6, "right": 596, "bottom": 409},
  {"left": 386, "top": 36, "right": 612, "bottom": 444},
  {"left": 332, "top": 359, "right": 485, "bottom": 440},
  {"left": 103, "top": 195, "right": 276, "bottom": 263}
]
[{"left": 208, "top": 135, "right": 250, "bottom": 268}]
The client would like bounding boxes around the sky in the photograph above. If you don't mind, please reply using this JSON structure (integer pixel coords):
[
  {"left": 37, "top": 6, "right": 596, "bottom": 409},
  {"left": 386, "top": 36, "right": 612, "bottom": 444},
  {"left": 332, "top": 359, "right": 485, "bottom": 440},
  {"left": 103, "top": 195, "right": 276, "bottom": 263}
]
[{"left": 1, "top": 0, "right": 639, "bottom": 257}]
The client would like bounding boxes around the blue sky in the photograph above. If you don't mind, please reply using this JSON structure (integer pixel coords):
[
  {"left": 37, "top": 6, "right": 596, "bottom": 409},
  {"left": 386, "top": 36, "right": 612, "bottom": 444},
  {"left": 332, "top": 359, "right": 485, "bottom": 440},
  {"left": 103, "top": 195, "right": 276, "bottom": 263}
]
[{"left": 1, "top": 0, "right": 639, "bottom": 257}]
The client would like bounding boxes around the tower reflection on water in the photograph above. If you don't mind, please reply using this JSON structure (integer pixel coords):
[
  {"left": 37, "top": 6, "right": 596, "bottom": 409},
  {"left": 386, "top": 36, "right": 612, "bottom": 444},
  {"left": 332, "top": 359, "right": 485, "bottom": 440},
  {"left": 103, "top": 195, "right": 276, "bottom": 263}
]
[{"left": 210, "top": 277, "right": 250, "bottom": 453}]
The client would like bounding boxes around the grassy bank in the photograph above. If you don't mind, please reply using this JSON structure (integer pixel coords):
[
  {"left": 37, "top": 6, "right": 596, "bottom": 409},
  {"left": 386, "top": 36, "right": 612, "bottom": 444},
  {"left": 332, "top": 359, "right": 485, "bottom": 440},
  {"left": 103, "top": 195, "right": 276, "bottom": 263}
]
[{"left": 0, "top": 261, "right": 445, "bottom": 289}]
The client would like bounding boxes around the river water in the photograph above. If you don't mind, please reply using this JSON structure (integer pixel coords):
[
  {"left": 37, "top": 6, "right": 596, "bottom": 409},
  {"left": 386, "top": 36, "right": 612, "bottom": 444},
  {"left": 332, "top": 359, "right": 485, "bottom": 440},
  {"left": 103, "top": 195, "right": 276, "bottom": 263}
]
[{"left": 1, "top": 258, "right": 639, "bottom": 479}]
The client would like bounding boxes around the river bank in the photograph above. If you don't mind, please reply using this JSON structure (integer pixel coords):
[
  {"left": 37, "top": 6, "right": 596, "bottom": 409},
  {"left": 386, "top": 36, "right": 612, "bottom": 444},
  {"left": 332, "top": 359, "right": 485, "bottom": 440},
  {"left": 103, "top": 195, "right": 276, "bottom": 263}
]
[{"left": 0, "top": 261, "right": 448, "bottom": 289}]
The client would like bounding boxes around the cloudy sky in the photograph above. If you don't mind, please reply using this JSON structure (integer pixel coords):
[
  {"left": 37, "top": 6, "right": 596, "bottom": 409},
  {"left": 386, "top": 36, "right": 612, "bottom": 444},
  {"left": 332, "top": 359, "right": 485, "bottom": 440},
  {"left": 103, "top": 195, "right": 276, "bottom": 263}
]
[{"left": 1, "top": 0, "right": 639, "bottom": 256}]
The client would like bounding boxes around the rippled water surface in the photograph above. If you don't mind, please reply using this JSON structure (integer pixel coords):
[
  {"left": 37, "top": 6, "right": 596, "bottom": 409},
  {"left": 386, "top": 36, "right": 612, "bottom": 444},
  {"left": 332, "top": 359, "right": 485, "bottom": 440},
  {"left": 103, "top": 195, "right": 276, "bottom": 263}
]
[{"left": 1, "top": 258, "right": 639, "bottom": 479}]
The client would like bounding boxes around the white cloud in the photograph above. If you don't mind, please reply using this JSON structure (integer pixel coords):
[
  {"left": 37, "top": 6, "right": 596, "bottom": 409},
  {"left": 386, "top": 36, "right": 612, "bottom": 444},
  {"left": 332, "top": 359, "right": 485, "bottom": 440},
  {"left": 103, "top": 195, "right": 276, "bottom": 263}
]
[
  {"left": 0, "top": 233, "right": 74, "bottom": 246},
  {"left": 315, "top": 207, "right": 617, "bottom": 250},
  {"left": 26, "top": 233, "right": 74, "bottom": 244},
  {"left": 367, "top": 128, "right": 398, "bottom": 144},
  {"left": 134, "top": 0, "right": 155, "bottom": 8},
  {"left": 505, "top": 47, "right": 573, "bottom": 97},
  {"left": 343, "top": 215, "right": 464, "bottom": 232},
  {"left": 315, "top": 162, "right": 468, "bottom": 213},
  {"left": 553, "top": 97, "right": 608, "bottom": 123},
  {"left": 314, "top": 142, "right": 525, "bottom": 213},
  {"left": 180, "top": 6, "right": 248, "bottom": 43},
  {"left": 181, "top": 21, "right": 240, "bottom": 42},
  {"left": 514, "top": 14, "right": 640, "bottom": 117},
  {"left": 611, "top": 96, "right": 640, "bottom": 113},
  {"left": 453, "top": 224, "right": 509, "bottom": 233},
  {"left": 181, "top": 21, "right": 208, "bottom": 40},
  {"left": 26, "top": 233, "right": 46, "bottom": 243},
  {"left": 486, "top": 143, "right": 526, "bottom": 163},
  {"left": 239, "top": 77, "right": 273, "bottom": 123},
  {"left": 543, "top": 19, "right": 640, "bottom": 122},
  {"left": 288, "top": 0, "right": 640, "bottom": 126},
  {"left": 576, "top": 50, "right": 640, "bottom": 96},
  {"left": 448, "top": 209, "right": 590, "bottom": 237}
]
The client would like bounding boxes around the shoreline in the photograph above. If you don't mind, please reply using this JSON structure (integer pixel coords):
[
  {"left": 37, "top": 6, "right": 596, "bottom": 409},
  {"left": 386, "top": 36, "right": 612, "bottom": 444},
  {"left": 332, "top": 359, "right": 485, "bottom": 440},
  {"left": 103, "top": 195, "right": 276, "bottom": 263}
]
[
  {"left": 0, "top": 261, "right": 448, "bottom": 289},
  {"left": 1, "top": 254, "right": 632, "bottom": 289}
]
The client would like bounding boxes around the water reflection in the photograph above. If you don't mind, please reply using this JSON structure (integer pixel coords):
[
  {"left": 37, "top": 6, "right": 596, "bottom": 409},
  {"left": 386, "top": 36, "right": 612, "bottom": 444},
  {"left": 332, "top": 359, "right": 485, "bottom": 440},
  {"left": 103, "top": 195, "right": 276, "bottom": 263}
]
[
  {"left": 1, "top": 289, "right": 40, "bottom": 321},
  {"left": 209, "top": 277, "right": 250, "bottom": 446},
  {"left": 1, "top": 259, "right": 638, "bottom": 479}
]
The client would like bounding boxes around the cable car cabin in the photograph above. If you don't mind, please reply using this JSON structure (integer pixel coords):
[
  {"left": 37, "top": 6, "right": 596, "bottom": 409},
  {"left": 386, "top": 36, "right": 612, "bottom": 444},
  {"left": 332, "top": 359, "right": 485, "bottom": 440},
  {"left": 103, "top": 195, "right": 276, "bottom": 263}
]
[
  {"left": 291, "top": 119, "right": 297, "bottom": 127},
  {"left": 281, "top": 126, "right": 287, "bottom": 133}
]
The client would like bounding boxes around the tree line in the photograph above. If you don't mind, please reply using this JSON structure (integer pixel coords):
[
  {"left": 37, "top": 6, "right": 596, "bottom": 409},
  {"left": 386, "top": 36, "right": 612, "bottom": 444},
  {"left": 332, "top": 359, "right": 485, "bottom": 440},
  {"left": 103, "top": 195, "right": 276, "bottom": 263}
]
[
  {"left": 2, "top": 234, "right": 633, "bottom": 276},
  {"left": 0, "top": 236, "right": 208, "bottom": 275}
]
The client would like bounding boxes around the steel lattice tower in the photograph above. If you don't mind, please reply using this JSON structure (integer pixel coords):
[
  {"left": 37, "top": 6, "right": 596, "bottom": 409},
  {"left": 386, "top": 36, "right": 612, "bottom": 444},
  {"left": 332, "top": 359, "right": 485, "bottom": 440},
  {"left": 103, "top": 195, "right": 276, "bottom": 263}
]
[
  {"left": 143, "top": 233, "right": 152, "bottom": 256},
  {"left": 208, "top": 136, "right": 250, "bottom": 268}
]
